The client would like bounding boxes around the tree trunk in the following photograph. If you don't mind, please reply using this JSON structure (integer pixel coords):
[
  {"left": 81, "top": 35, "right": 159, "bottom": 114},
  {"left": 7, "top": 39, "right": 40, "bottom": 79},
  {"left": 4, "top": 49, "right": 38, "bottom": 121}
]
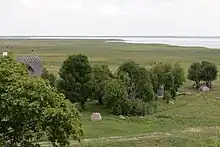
[
  {"left": 98, "top": 96, "right": 103, "bottom": 105},
  {"left": 196, "top": 81, "right": 200, "bottom": 89}
]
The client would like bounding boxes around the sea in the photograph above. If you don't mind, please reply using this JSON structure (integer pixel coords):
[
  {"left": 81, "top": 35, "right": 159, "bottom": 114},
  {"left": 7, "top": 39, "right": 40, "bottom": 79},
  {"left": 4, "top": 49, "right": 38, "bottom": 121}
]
[{"left": 1, "top": 36, "right": 220, "bottom": 49}]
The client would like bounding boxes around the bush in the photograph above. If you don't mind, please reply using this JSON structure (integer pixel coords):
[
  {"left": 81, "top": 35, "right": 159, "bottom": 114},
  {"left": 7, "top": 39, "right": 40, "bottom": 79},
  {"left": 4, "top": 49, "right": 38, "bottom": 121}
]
[{"left": 103, "top": 79, "right": 153, "bottom": 116}]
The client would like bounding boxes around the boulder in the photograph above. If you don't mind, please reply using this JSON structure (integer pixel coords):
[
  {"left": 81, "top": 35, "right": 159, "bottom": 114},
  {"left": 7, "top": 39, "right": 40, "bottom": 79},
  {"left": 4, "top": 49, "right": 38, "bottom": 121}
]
[
  {"left": 91, "top": 112, "right": 102, "bottom": 121},
  {"left": 184, "top": 92, "right": 192, "bottom": 96},
  {"left": 119, "top": 115, "right": 125, "bottom": 120},
  {"left": 199, "top": 86, "right": 210, "bottom": 92}
]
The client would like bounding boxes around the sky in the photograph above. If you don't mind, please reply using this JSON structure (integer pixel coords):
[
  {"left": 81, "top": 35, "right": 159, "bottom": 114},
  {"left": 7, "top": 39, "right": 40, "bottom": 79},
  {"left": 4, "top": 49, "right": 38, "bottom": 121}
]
[{"left": 0, "top": 0, "right": 220, "bottom": 36}]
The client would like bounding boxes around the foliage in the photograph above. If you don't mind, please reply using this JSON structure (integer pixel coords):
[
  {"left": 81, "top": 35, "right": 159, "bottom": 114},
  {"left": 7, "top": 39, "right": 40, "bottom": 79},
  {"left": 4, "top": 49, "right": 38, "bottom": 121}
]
[
  {"left": 187, "top": 61, "right": 218, "bottom": 88},
  {"left": 57, "top": 54, "right": 92, "bottom": 109},
  {"left": 200, "top": 61, "right": 218, "bottom": 88},
  {"left": 103, "top": 78, "right": 154, "bottom": 116},
  {"left": 41, "top": 67, "right": 56, "bottom": 87},
  {"left": 150, "top": 62, "right": 185, "bottom": 100},
  {"left": 117, "top": 61, "right": 155, "bottom": 102},
  {"left": 187, "top": 62, "right": 202, "bottom": 88},
  {"left": 103, "top": 79, "right": 127, "bottom": 115},
  {"left": 91, "top": 65, "right": 114, "bottom": 104},
  {"left": 0, "top": 56, "right": 83, "bottom": 147}
]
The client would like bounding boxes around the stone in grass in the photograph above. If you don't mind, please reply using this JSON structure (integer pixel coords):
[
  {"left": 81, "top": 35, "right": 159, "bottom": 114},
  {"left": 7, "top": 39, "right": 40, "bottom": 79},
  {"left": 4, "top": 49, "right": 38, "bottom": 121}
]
[
  {"left": 169, "top": 101, "right": 175, "bottom": 104},
  {"left": 91, "top": 112, "right": 102, "bottom": 121},
  {"left": 119, "top": 115, "right": 125, "bottom": 120}
]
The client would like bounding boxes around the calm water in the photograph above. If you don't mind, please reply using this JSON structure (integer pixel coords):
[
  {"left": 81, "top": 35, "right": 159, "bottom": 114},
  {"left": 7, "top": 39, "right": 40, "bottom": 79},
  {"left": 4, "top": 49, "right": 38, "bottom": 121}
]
[{"left": 2, "top": 36, "right": 220, "bottom": 49}]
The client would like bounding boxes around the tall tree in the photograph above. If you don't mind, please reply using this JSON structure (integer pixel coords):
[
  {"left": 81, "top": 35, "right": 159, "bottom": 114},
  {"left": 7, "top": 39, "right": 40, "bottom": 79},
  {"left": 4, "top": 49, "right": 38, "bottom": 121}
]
[{"left": 57, "top": 54, "right": 92, "bottom": 109}]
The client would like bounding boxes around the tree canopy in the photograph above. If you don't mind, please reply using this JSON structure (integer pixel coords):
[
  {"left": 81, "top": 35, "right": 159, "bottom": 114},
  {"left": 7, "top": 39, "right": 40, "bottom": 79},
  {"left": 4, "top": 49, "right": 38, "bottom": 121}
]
[
  {"left": 57, "top": 54, "right": 92, "bottom": 109},
  {"left": 187, "top": 61, "right": 218, "bottom": 88},
  {"left": 0, "top": 56, "right": 83, "bottom": 147}
]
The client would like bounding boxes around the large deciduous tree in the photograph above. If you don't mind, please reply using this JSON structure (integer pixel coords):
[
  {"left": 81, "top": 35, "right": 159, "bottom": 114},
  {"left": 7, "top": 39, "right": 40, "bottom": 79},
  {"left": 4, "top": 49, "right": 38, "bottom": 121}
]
[
  {"left": 0, "top": 56, "right": 83, "bottom": 147},
  {"left": 57, "top": 54, "right": 92, "bottom": 109}
]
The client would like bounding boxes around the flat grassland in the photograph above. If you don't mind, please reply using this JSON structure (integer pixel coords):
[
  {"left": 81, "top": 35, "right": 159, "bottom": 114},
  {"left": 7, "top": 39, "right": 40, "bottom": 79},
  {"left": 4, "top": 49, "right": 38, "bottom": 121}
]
[{"left": 1, "top": 39, "right": 220, "bottom": 147}]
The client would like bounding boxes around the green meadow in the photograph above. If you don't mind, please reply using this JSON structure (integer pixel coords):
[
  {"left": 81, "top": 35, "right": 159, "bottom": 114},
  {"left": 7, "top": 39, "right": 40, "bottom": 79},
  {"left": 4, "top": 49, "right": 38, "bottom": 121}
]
[{"left": 1, "top": 39, "right": 220, "bottom": 147}]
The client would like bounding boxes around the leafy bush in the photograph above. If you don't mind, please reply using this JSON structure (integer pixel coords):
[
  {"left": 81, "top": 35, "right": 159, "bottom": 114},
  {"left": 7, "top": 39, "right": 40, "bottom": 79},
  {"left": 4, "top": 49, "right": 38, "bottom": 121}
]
[
  {"left": 0, "top": 56, "right": 83, "bottom": 147},
  {"left": 103, "top": 79, "right": 153, "bottom": 116}
]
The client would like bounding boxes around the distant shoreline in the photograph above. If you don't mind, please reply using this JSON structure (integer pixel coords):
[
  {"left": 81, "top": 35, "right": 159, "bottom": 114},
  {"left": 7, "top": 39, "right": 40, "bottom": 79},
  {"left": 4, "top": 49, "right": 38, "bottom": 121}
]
[{"left": 1, "top": 36, "right": 220, "bottom": 39}]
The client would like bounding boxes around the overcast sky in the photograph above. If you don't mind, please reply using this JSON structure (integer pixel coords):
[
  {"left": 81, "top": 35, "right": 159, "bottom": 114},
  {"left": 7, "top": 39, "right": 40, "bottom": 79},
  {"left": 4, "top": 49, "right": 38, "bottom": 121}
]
[{"left": 0, "top": 0, "right": 219, "bottom": 36}]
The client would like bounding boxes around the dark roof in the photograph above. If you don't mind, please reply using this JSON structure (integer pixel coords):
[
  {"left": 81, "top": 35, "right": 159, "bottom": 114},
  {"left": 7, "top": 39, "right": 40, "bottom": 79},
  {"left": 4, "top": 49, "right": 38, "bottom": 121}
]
[
  {"left": 16, "top": 56, "right": 42, "bottom": 63},
  {"left": 16, "top": 56, "right": 43, "bottom": 76}
]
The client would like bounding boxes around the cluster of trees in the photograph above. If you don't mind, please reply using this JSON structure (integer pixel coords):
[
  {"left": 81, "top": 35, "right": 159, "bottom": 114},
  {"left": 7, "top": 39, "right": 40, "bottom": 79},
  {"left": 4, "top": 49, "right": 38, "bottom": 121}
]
[
  {"left": 0, "top": 56, "right": 82, "bottom": 147},
  {"left": 187, "top": 61, "right": 218, "bottom": 89},
  {"left": 54, "top": 54, "right": 186, "bottom": 116},
  {"left": 1, "top": 52, "right": 218, "bottom": 146}
]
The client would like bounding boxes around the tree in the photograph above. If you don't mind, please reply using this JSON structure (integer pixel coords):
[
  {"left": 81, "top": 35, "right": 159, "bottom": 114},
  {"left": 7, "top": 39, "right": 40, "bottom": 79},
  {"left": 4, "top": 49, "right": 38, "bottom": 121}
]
[
  {"left": 117, "top": 61, "right": 155, "bottom": 102},
  {"left": 200, "top": 61, "right": 218, "bottom": 88},
  {"left": 91, "top": 65, "right": 114, "bottom": 104},
  {"left": 57, "top": 54, "right": 92, "bottom": 109},
  {"left": 41, "top": 67, "right": 56, "bottom": 87},
  {"left": 0, "top": 56, "right": 83, "bottom": 147},
  {"left": 187, "top": 62, "right": 202, "bottom": 88},
  {"left": 103, "top": 79, "right": 128, "bottom": 115},
  {"left": 187, "top": 61, "right": 218, "bottom": 89}
]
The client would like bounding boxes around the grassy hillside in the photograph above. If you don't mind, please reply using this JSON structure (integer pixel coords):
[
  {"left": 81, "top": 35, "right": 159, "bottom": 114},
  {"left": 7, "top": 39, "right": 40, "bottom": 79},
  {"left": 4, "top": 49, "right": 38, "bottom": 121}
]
[{"left": 1, "top": 39, "right": 220, "bottom": 147}]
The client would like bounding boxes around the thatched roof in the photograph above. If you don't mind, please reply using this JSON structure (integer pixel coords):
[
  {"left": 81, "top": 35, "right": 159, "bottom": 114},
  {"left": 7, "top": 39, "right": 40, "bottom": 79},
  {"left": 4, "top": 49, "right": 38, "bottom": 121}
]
[{"left": 16, "top": 56, "right": 43, "bottom": 76}]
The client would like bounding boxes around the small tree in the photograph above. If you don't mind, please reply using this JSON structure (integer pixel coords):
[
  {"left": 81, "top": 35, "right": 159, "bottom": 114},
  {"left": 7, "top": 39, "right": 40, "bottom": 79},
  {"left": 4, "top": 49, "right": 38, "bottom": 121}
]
[
  {"left": 200, "top": 61, "right": 218, "bottom": 88},
  {"left": 41, "top": 67, "right": 56, "bottom": 87},
  {"left": 103, "top": 79, "right": 128, "bottom": 115},
  {"left": 57, "top": 54, "right": 92, "bottom": 109},
  {"left": 117, "top": 61, "right": 155, "bottom": 102},
  {"left": 187, "top": 62, "right": 202, "bottom": 88},
  {"left": 0, "top": 56, "right": 83, "bottom": 147},
  {"left": 92, "top": 65, "right": 114, "bottom": 104}
]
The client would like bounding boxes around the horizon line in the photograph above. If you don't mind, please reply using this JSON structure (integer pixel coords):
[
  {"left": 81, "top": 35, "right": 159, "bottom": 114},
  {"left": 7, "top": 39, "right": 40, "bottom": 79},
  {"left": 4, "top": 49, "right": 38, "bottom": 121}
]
[{"left": 1, "top": 35, "right": 220, "bottom": 38}]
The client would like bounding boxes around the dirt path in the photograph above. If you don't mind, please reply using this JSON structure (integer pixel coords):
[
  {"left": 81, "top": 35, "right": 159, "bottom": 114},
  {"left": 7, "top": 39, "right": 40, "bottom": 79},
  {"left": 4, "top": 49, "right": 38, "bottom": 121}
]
[{"left": 40, "top": 126, "right": 220, "bottom": 146}]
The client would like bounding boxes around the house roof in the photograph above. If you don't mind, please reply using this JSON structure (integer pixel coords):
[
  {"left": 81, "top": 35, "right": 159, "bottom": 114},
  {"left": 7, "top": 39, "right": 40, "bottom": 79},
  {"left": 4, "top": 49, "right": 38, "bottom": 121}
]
[{"left": 16, "top": 56, "right": 43, "bottom": 76}]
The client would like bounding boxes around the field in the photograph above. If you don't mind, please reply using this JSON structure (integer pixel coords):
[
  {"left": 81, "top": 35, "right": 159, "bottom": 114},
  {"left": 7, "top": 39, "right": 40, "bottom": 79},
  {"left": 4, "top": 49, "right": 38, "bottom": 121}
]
[{"left": 1, "top": 39, "right": 220, "bottom": 147}]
